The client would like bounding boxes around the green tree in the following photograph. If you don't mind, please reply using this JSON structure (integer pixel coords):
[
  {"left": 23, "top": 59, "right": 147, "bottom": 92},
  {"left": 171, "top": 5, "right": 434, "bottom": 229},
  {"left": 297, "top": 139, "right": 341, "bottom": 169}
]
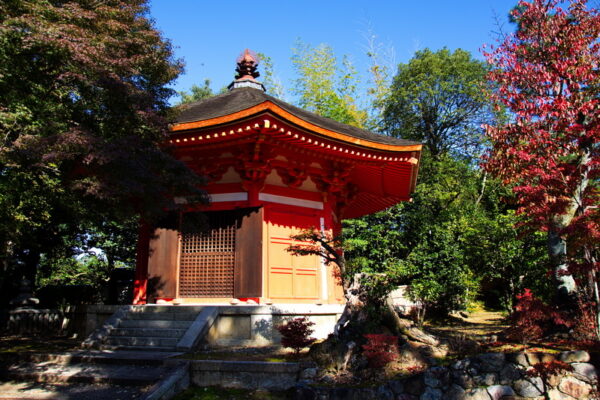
[
  {"left": 382, "top": 48, "right": 493, "bottom": 160},
  {"left": 345, "top": 48, "right": 548, "bottom": 320},
  {"left": 0, "top": 0, "right": 206, "bottom": 297},
  {"left": 291, "top": 41, "right": 367, "bottom": 127},
  {"left": 257, "top": 52, "right": 285, "bottom": 99},
  {"left": 177, "top": 79, "right": 217, "bottom": 104}
]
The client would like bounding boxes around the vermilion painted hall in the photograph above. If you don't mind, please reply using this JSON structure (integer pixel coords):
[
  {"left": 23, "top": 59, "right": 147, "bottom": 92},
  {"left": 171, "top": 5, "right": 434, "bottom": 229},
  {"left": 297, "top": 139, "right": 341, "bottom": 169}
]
[{"left": 133, "top": 50, "right": 422, "bottom": 305}]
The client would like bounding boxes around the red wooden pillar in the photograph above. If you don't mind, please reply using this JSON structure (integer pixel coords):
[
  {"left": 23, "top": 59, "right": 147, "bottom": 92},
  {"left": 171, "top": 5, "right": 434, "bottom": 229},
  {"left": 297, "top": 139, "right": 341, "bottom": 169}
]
[{"left": 133, "top": 222, "right": 150, "bottom": 304}]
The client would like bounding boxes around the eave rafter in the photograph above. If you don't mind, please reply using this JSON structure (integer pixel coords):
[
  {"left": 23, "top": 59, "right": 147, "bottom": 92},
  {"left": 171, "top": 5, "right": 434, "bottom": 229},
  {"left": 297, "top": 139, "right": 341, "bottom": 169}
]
[
  {"left": 169, "top": 113, "right": 420, "bottom": 166},
  {"left": 168, "top": 112, "right": 422, "bottom": 218}
]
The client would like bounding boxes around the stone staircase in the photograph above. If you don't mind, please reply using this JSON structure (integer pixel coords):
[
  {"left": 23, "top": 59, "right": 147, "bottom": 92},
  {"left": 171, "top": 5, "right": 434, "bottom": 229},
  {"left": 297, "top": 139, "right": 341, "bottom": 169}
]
[
  {"left": 0, "top": 350, "right": 185, "bottom": 399},
  {"left": 86, "top": 305, "right": 217, "bottom": 352}
]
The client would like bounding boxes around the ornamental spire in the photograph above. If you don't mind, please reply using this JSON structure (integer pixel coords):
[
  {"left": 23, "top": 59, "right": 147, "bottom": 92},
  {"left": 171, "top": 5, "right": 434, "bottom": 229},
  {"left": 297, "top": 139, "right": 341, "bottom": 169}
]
[{"left": 228, "top": 49, "right": 266, "bottom": 91}]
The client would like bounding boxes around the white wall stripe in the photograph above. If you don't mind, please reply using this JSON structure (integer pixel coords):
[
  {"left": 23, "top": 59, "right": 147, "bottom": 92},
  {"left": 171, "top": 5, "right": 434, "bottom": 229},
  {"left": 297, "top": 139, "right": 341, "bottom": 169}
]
[
  {"left": 210, "top": 192, "right": 248, "bottom": 202},
  {"left": 258, "top": 193, "right": 324, "bottom": 210}
]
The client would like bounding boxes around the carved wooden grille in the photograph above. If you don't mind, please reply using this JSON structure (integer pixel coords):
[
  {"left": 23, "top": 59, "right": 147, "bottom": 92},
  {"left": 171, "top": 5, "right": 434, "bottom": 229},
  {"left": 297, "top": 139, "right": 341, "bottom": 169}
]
[{"left": 178, "top": 215, "right": 236, "bottom": 298}]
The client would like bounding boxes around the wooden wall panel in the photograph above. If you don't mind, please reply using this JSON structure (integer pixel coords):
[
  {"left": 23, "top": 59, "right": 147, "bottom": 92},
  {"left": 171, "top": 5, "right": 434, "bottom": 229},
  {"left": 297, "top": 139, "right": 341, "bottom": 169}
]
[
  {"left": 147, "top": 218, "right": 179, "bottom": 301},
  {"left": 234, "top": 207, "right": 263, "bottom": 298}
]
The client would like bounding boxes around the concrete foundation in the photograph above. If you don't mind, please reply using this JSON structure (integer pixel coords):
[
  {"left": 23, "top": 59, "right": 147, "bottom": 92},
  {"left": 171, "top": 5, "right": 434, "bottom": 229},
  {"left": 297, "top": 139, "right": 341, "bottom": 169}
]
[{"left": 205, "top": 304, "right": 344, "bottom": 347}]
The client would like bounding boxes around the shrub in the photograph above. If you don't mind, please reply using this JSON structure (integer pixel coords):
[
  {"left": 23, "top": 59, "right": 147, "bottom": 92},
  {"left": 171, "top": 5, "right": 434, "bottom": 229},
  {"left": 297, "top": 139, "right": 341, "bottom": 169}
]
[
  {"left": 572, "top": 296, "right": 599, "bottom": 342},
  {"left": 277, "top": 317, "right": 316, "bottom": 354},
  {"left": 526, "top": 360, "right": 573, "bottom": 383},
  {"left": 506, "top": 289, "right": 571, "bottom": 342},
  {"left": 362, "top": 334, "right": 399, "bottom": 368}
]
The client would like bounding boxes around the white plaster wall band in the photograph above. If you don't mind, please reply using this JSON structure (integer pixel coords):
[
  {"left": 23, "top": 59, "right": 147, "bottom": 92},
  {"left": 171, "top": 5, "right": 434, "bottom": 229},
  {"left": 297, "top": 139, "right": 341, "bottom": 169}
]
[
  {"left": 210, "top": 192, "right": 248, "bottom": 202},
  {"left": 258, "top": 193, "right": 324, "bottom": 210}
]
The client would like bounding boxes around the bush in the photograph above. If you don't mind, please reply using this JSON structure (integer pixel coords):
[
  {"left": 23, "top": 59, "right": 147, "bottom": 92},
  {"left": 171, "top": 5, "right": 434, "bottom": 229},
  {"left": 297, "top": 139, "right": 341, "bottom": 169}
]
[
  {"left": 362, "top": 334, "right": 399, "bottom": 368},
  {"left": 277, "top": 317, "right": 316, "bottom": 354},
  {"left": 506, "top": 289, "right": 571, "bottom": 342},
  {"left": 526, "top": 360, "right": 573, "bottom": 382}
]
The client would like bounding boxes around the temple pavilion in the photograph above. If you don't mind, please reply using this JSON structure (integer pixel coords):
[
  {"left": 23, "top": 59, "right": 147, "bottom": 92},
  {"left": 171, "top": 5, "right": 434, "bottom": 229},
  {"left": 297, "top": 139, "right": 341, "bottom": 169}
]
[{"left": 133, "top": 50, "right": 422, "bottom": 305}]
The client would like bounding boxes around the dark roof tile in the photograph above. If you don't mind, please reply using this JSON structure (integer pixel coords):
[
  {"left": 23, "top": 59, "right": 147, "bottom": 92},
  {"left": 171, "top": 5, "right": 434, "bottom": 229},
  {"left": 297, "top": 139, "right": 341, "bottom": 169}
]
[{"left": 175, "top": 87, "right": 419, "bottom": 147}]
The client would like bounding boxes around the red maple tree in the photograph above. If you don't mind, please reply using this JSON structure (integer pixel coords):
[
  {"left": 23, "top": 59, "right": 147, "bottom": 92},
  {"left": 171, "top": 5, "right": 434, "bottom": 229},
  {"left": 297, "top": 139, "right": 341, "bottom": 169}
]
[{"left": 483, "top": 0, "right": 599, "bottom": 335}]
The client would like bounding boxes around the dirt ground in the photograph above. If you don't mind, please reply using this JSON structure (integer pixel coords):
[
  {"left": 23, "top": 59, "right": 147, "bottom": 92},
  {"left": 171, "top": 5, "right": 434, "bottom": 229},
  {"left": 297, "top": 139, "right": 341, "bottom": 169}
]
[{"left": 426, "top": 309, "right": 509, "bottom": 342}]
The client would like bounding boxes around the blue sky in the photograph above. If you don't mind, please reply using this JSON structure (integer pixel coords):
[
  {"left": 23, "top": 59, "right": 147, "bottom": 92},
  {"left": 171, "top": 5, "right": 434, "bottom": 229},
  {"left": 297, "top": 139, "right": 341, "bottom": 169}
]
[{"left": 149, "top": 1, "right": 518, "bottom": 102}]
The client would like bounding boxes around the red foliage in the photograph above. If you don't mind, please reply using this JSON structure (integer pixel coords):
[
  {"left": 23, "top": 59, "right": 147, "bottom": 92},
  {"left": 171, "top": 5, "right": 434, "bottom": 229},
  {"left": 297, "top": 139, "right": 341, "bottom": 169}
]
[
  {"left": 276, "top": 317, "right": 316, "bottom": 354},
  {"left": 483, "top": 0, "right": 600, "bottom": 300},
  {"left": 526, "top": 360, "right": 574, "bottom": 382},
  {"left": 572, "top": 296, "right": 599, "bottom": 341},
  {"left": 507, "top": 289, "right": 572, "bottom": 342},
  {"left": 362, "top": 334, "right": 399, "bottom": 369}
]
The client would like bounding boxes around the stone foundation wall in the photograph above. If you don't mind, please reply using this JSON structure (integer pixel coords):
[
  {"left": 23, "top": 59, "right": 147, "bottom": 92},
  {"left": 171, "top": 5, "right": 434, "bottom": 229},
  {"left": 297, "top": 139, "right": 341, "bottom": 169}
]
[
  {"left": 205, "top": 304, "right": 344, "bottom": 347},
  {"left": 189, "top": 360, "right": 315, "bottom": 391},
  {"left": 294, "top": 350, "right": 598, "bottom": 400}
]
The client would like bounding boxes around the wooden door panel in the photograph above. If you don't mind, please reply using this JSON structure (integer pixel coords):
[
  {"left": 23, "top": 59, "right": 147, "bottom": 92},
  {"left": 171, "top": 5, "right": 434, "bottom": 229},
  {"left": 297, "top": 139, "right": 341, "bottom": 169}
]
[{"left": 266, "top": 209, "right": 321, "bottom": 300}]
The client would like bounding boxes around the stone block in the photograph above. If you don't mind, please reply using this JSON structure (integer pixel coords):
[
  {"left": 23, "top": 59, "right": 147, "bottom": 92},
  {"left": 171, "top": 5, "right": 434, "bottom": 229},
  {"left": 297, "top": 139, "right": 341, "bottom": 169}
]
[
  {"left": 419, "top": 386, "right": 442, "bottom": 400},
  {"left": 477, "top": 353, "right": 506, "bottom": 372},
  {"left": 376, "top": 385, "right": 394, "bottom": 400},
  {"left": 250, "top": 313, "right": 273, "bottom": 344},
  {"left": 558, "top": 376, "right": 592, "bottom": 398},
  {"left": 559, "top": 350, "right": 590, "bottom": 363},
  {"left": 473, "top": 372, "right": 498, "bottom": 386},
  {"left": 499, "top": 364, "right": 522, "bottom": 385},
  {"left": 215, "top": 315, "right": 251, "bottom": 339},
  {"left": 445, "top": 384, "right": 465, "bottom": 400},
  {"left": 571, "top": 362, "right": 598, "bottom": 383},
  {"left": 424, "top": 366, "right": 449, "bottom": 388},
  {"left": 506, "top": 353, "right": 529, "bottom": 368},
  {"left": 464, "top": 388, "right": 491, "bottom": 400},
  {"left": 487, "top": 385, "right": 515, "bottom": 400},
  {"left": 404, "top": 376, "right": 424, "bottom": 395},
  {"left": 526, "top": 352, "right": 556, "bottom": 365},
  {"left": 547, "top": 388, "right": 576, "bottom": 400},
  {"left": 300, "top": 367, "right": 318, "bottom": 380},
  {"left": 388, "top": 379, "right": 404, "bottom": 394},
  {"left": 514, "top": 377, "right": 544, "bottom": 397},
  {"left": 452, "top": 369, "right": 476, "bottom": 389},
  {"left": 452, "top": 358, "right": 471, "bottom": 370}
]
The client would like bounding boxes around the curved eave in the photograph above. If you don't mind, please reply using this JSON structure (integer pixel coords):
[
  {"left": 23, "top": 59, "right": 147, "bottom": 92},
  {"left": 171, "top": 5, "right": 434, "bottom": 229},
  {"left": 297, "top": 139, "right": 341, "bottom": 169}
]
[{"left": 171, "top": 101, "right": 422, "bottom": 153}]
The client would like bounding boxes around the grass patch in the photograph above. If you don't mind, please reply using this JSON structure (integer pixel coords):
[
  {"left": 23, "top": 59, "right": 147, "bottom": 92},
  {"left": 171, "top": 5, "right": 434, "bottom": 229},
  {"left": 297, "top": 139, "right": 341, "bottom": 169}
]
[{"left": 172, "top": 387, "right": 290, "bottom": 400}]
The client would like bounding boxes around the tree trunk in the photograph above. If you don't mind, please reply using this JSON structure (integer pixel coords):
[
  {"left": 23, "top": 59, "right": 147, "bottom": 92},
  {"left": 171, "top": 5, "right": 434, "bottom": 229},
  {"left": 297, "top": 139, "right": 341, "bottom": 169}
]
[
  {"left": 384, "top": 296, "right": 439, "bottom": 346},
  {"left": 333, "top": 273, "right": 440, "bottom": 347},
  {"left": 548, "top": 229, "right": 577, "bottom": 305},
  {"left": 333, "top": 273, "right": 370, "bottom": 339},
  {"left": 584, "top": 246, "right": 600, "bottom": 340}
]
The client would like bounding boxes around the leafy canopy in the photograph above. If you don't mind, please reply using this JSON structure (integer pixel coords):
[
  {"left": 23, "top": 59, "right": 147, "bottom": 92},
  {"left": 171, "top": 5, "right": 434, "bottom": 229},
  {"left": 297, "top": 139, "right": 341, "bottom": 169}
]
[
  {"left": 383, "top": 48, "right": 493, "bottom": 160},
  {"left": 291, "top": 41, "right": 367, "bottom": 128},
  {"left": 0, "top": 0, "right": 205, "bottom": 291}
]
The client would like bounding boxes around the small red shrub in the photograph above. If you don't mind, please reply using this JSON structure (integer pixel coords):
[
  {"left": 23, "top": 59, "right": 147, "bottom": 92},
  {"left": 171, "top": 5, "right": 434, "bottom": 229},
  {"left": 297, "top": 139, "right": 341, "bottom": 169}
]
[
  {"left": 506, "top": 289, "right": 571, "bottom": 342},
  {"left": 362, "top": 334, "right": 399, "bottom": 369},
  {"left": 277, "top": 317, "right": 316, "bottom": 354},
  {"left": 526, "top": 360, "right": 573, "bottom": 382},
  {"left": 572, "top": 296, "right": 599, "bottom": 341}
]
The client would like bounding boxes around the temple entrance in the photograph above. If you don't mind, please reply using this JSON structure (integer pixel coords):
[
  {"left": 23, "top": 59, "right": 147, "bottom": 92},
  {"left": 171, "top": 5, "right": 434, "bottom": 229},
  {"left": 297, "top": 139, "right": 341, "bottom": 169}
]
[{"left": 178, "top": 211, "right": 237, "bottom": 298}]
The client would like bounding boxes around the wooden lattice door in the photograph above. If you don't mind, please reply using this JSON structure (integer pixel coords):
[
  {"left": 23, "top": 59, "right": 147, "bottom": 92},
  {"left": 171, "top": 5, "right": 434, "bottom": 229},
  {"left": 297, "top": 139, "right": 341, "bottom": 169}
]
[{"left": 178, "top": 212, "right": 237, "bottom": 298}]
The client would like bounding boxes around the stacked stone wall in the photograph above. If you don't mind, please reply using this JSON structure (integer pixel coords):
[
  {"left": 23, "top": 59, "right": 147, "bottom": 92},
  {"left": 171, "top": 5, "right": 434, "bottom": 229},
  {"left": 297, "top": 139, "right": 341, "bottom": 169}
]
[{"left": 294, "top": 350, "right": 598, "bottom": 400}]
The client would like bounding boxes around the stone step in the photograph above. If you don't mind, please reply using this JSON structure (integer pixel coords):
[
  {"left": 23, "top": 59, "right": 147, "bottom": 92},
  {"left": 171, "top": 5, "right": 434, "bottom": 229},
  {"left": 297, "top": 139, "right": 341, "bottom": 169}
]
[
  {"left": 0, "top": 381, "right": 147, "bottom": 400},
  {"left": 124, "top": 312, "right": 199, "bottom": 321},
  {"left": 110, "top": 328, "right": 187, "bottom": 338},
  {"left": 1, "top": 361, "right": 166, "bottom": 386},
  {"left": 13, "top": 350, "right": 181, "bottom": 366},
  {"left": 104, "top": 336, "right": 178, "bottom": 348},
  {"left": 98, "top": 345, "right": 179, "bottom": 352},
  {"left": 118, "top": 319, "right": 193, "bottom": 329},
  {"left": 128, "top": 305, "right": 205, "bottom": 313}
]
